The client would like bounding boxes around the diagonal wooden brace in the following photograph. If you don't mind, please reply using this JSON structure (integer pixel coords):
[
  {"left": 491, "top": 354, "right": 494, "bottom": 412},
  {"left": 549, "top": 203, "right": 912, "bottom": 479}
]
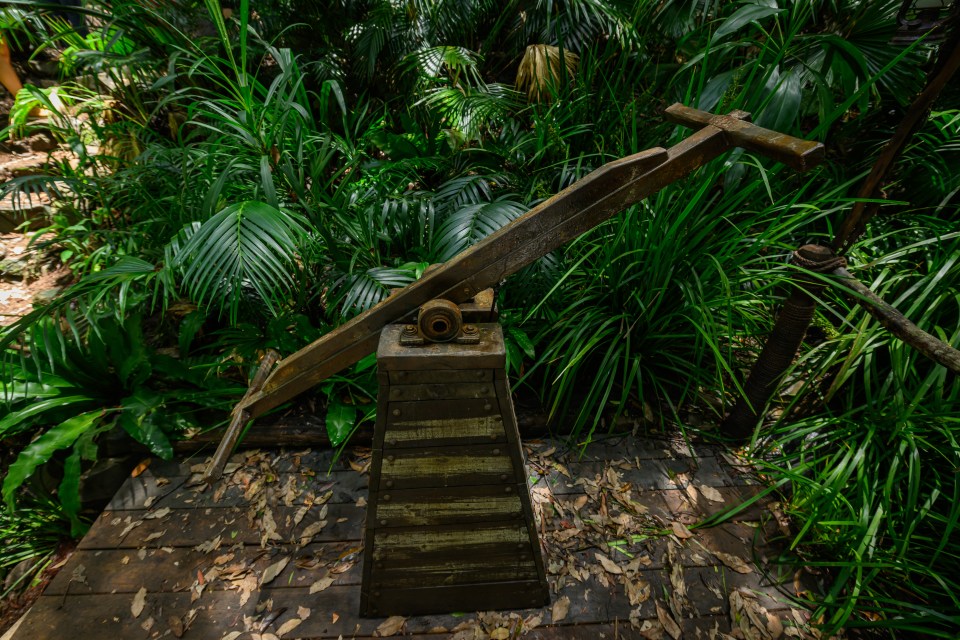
[{"left": 204, "top": 104, "right": 825, "bottom": 480}]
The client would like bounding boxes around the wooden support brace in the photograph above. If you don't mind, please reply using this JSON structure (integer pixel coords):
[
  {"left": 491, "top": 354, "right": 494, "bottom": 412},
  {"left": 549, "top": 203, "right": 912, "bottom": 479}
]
[
  {"left": 833, "top": 267, "right": 960, "bottom": 374},
  {"left": 203, "top": 349, "right": 281, "bottom": 483}
]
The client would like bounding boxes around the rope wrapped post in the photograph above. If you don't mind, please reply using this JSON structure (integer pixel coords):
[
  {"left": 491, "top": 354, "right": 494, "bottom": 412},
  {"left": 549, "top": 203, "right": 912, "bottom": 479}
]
[{"left": 722, "top": 245, "right": 844, "bottom": 441}]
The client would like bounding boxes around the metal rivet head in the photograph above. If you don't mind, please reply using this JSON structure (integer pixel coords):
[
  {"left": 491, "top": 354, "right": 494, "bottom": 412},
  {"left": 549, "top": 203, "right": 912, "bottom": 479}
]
[
  {"left": 492, "top": 448, "right": 500, "bottom": 455},
  {"left": 489, "top": 434, "right": 498, "bottom": 441},
  {"left": 382, "top": 494, "right": 391, "bottom": 501},
  {"left": 385, "top": 480, "right": 394, "bottom": 488},
  {"left": 388, "top": 439, "right": 397, "bottom": 446},
  {"left": 379, "top": 519, "right": 387, "bottom": 526},
  {"left": 394, "top": 389, "right": 403, "bottom": 397},
  {"left": 476, "top": 370, "right": 484, "bottom": 378},
  {"left": 484, "top": 403, "right": 492, "bottom": 411},
  {"left": 374, "top": 591, "right": 381, "bottom": 598},
  {"left": 505, "top": 486, "right": 512, "bottom": 493},
  {"left": 500, "top": 474, "right": 508, "bottom": 481},
  {"left": 392, "top": 409, "right": 401, "bottom": 417},
  {"left": 387, "top": 455, "right": 395, "bottom": 462},
  {"left": 516, "top": 543, "right": 524, "bottom": 550},
  {"left": 480, "top": 388, "right": 488, "bottom": 396}
]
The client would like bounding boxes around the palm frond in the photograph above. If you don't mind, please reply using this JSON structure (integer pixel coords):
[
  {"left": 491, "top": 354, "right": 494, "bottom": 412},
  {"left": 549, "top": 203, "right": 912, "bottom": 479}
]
[
  {"left": 433, "top": 197, "right": 527, "bottom": 261},
  {"left": 330, "top": 265, "right": 420, "bottom": 319},
  {"left": 170, "top": 201, "right": 308, "bottom": 323}
]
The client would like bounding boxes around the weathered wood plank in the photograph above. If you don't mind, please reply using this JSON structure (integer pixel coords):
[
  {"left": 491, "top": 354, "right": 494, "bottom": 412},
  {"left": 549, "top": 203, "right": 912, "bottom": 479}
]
[
  {"left": 77, "top": 504, "right": 364, "bottom": 549},
  {"left": 388, "top": 368, "right": 493, "bottom": 384},
  {"left": 388, "top": 381, "right": 497, "bottom": 401},
  {"left": 105, "top": 470, "right": 365, "bottom": 510},
  {"left": 43, "top": 541, "right": 362, "bottom": 595},
  {"left": 368, "top": 579, "right": 549, "bottom": 617},
  {"left": 371, "top": 484, "right": 523, "bottom": 527},
  {"left": 376, "top": 444, "right": 517, "bottom": 489},
  {"left": 384, "top": 413, "right": 506, "bottom": 448},
  {"left": 18, "top": 575, "right": 670, "bottom": 639}
]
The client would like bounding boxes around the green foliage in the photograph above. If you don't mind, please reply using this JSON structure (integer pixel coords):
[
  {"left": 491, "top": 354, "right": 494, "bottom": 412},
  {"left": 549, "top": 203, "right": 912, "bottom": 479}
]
[
  {"left": 0, "top": 0, "right": 957, "bottom": 634},
  {"left": 2, "top": 314, "right": 243, "bottom": 533},
  {"left": 747, "top": 220, "right": 960, "bottom": 635}
]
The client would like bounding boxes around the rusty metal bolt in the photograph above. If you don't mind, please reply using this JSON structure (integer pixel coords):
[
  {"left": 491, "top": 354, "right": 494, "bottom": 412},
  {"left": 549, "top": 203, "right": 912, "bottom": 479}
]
[
  {"left": 382, "top": 494, "right": 391, "bottom": 502},
  {"left": 392, "top": 409, "right": 401, "bottom": 417},
  {"left": 385, "top": 480, "right": 394, "bottom": 488}
]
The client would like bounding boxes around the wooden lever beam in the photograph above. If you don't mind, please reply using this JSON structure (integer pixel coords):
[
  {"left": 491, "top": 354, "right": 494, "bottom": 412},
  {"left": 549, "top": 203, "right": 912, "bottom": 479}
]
[{"left": 208, "top": 104, "right": 824, "bottom": 472}]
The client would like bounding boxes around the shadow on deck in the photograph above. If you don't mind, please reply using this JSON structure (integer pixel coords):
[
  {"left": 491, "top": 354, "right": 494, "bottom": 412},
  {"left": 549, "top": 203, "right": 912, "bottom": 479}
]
[{"left": 10, "top": 437, "right": 813, "bottom": 639}]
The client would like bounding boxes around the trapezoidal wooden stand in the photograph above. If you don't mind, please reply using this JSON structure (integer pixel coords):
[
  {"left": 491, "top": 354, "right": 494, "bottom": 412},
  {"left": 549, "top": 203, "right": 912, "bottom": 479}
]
[{"left": 360, "top": 321, "right": 550, "bottom": 616}]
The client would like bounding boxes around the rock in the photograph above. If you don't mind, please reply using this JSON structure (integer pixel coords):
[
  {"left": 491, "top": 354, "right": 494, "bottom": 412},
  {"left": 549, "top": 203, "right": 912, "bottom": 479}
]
[
  {"left": 33, "top": 286, "right": 62, "bottom": 305},
  {"left": 27, "top": 133, "right": 58, "bottom": 153},
  {"left": 0, "top": 257, "right": 28, "bottom": 279}
]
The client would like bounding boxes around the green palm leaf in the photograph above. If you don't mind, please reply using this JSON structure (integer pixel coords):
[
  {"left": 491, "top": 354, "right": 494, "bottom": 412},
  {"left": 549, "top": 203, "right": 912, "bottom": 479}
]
[
  {"left": 171, "top": 201, "right": 308, "bottom": 323},
  {"left": 433, "top": 197, "right": 527, "bottom": 261}
]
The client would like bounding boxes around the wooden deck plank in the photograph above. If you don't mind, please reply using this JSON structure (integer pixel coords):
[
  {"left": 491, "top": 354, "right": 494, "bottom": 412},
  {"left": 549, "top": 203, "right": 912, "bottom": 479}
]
[
  {"left": 78, "top": 504, "right": 365, "bottom": 549},
  {"left": 14, "top": 437, "right": 804, "bottom": 640}
]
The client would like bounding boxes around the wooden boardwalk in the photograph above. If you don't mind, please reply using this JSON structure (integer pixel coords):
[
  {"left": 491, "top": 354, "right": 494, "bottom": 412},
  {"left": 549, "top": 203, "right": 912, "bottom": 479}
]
[{"left": 11, "top": 437, "right": 812, "bottom": 639}]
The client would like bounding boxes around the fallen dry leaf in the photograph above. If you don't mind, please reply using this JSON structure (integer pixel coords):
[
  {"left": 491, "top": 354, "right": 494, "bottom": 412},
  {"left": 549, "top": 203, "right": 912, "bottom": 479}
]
[
  {"left": 169, "top": 615, "right": 184, "bottom": 638},
  {"left": 656, "top": 601, "right": 682, "bottom": 640},
  {"left": 220, "top": 633, "right": 242, "bottom": 640},
  {"left": 275, "top": 618, "right": 302, "bottom": 636},
  {"left": 595, "top": 552, "right": 623, "bottom": 574},
  {"left": 671, "top": 521, "right": 694, "bottom": 539},
  {"left": 715, "top": 551, "right": 753, "bottom": 574},
  {"left": 375, "top": 615, "right": 406, "bottom": 636},
  {"left": 131, "top": 587, "right": 147, "bottom": 618},
  {"left": 698, "top": 484, "right": 724, "bottom": 502},
  {"left": 551, "top": 595, "right": 570, "bottom": 623},
  {"left": 490, "top": 628, "right": 510, "bottom": 640},
  {"left": 131, "top": 459, "right": 152, "bottom": 477},
  {"left": 309, "top": 577, "right": 335, "bottom": 593},
  {"left": 144, "top": 507, "right": 171, "bottom": 520},
  {"left": 260, "top": 557, "right": 290, "bottom": 586},
  {"left": 297, "top": 606, "right": 311, "bottom": 620},
  {"left": 299, "top": 520, "right": 326, "bottom": 545},
  {"left": 194, "top": 534, "right": 222, "bottom": 553}
]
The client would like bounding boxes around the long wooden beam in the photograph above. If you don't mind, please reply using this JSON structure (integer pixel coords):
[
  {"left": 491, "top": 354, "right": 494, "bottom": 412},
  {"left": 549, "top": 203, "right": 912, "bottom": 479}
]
[{"left": 234, "top": 105, "right": 823, "bottom": 420}]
